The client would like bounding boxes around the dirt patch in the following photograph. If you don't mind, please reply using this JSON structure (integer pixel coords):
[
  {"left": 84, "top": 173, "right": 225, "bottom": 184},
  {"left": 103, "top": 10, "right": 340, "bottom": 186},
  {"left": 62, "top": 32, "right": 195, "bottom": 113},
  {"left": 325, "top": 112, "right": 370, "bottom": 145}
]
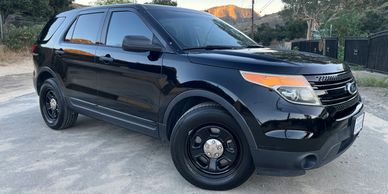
[
  {"left": 0, "top": 48, "right": 33, "bottom": 76},
  {"left": 0, "top": 48, "right": 30, "bottom": 63},
  {"left": 0, "top": 73, "right": 35, "bottom": 102},
  {"left": 359, "top": 87, "right": 388, "bottom": 121},
  {"left": 0, "top": 57, "right": 33, "bottom": 77}
]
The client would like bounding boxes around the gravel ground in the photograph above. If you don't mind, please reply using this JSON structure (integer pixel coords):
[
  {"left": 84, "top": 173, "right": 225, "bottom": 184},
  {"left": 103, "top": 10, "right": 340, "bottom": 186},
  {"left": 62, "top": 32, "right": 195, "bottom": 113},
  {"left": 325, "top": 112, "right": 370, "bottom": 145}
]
[{"left": 0, "top": 72, "right": 388, "bottom": 194}]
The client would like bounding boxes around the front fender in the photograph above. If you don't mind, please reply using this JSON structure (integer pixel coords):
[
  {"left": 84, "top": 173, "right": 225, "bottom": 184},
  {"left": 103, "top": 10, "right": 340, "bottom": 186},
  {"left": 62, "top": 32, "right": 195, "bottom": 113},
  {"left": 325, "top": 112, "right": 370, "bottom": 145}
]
[{"left": 160, "top": 89, "right": 258, "bottom": 150}]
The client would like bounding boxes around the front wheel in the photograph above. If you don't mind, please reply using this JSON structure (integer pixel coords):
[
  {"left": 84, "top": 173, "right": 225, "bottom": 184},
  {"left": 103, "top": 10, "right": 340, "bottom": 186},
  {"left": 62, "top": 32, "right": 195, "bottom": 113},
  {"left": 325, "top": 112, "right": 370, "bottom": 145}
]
[{"left": 170, "top": 103, "right": 254, "bottom": 190}]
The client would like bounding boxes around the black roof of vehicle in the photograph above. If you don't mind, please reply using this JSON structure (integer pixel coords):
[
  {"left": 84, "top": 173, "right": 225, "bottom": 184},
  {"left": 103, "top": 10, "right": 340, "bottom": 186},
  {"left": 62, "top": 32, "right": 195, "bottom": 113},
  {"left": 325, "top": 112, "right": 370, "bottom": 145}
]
[{"left": 57, "top": 4, "right": 209, "bottom": 17}]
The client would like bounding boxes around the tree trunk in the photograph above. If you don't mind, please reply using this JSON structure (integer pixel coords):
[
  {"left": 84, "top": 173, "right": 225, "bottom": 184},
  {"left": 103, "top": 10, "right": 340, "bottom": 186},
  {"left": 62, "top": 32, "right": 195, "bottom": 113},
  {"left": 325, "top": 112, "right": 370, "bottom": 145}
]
[{"left": 306, "top": 19, "right": 313, "bottom": 40}]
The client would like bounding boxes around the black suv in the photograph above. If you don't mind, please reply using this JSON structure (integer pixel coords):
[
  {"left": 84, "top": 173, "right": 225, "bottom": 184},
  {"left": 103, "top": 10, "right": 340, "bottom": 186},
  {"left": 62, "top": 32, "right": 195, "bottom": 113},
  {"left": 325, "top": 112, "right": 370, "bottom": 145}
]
[{"left": 33, "top": 4, "right": 365, "bottom": 190}]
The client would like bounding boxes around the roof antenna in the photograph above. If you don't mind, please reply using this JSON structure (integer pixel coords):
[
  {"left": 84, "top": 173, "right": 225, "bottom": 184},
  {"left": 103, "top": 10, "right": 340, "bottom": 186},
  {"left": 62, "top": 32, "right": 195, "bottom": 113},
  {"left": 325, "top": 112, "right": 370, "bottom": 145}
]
[{"left": 251, "top": 0, "right": 255, "bottom": 38}]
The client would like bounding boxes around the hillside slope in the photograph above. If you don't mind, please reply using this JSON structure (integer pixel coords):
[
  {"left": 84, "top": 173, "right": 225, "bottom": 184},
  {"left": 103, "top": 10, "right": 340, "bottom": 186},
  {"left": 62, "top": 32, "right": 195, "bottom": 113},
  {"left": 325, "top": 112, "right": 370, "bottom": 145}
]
[
  {"left": 205, "top": 4, "right": 260, "bottom": 24},
  {"left": 205, "top": 4, "right": 283, "bottom": 33},
  {"left": 237, "top": 12, "right": 284, "bottom": 33}
]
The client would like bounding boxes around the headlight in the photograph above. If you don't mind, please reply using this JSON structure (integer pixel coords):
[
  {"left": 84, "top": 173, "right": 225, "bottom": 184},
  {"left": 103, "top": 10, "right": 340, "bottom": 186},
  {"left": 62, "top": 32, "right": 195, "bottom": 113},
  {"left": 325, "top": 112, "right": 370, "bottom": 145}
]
[{"left": 240, "top": 71, "right": 321, "bottom": 106}]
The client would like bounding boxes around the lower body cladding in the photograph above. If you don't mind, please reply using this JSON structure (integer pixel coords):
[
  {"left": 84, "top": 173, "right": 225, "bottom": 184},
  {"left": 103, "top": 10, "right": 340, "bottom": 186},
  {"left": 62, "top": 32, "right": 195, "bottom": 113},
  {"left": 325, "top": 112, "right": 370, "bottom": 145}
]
[{"left": 250, "top": 103, "right": 365, "bottom": 176}]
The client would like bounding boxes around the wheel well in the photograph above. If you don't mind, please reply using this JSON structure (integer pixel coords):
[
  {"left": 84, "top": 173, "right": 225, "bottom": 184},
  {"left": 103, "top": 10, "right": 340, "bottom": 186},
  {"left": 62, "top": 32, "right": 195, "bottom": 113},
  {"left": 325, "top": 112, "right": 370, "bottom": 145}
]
[
  {"left": 37, "top": 71, "right": 54, "bottom": 93},
  {"left": 166, "top": 97, "right": 217, "bottom": 140}
]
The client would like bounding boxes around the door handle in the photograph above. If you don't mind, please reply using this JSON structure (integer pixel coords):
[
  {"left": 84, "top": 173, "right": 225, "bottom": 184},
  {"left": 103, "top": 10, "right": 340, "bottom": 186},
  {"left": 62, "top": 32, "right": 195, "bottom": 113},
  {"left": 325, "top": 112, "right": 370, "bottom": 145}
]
[
  {"left": 55, "top": 49, "right": 64, "bottom": 56},
  {"left": 99, "top": 54, "right": 114, "bottom": 64}
]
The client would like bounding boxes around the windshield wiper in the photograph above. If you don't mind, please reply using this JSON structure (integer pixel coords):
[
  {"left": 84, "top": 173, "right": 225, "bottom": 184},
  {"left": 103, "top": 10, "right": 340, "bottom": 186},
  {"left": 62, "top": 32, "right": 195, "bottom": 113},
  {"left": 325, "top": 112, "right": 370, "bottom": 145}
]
[
  {"left": 245, "top": 45, "right": 264, "bottom": 48},
  {"left": 183, "top": 45, "right": 244, "bottom": 51}
]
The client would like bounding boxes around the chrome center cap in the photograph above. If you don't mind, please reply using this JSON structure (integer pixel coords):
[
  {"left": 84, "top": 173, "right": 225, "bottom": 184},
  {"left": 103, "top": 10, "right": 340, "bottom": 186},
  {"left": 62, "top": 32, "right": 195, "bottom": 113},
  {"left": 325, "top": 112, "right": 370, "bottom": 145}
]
[
  {"left": 50, "top": 98, "right": 57, "bottom": 110},
  {"left": 203, "top": 139, "right": 224, "bottom": 159}
]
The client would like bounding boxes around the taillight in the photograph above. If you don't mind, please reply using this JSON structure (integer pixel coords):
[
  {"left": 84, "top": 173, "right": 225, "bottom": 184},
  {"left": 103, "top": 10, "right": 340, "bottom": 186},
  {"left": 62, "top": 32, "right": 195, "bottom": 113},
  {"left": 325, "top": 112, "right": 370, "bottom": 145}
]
[{"left": 32, "top": 44, "right": 38, "bottom": 53}]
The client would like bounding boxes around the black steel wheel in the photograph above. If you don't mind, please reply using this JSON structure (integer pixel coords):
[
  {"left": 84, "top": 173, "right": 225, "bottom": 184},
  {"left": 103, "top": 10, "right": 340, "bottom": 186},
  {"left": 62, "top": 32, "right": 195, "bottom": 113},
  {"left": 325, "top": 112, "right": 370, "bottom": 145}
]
[
  {"left": 187, "top": 125, "right": 240, "bottom": 175},
  {"left": 39, "top": 78, "right": 78, "bottom": 130},
  {"left": 43, "top": 90, "right": 60, "bottom": 122},
  {"left": 170, "top": 102, "right": 254, "bottom": 190}
]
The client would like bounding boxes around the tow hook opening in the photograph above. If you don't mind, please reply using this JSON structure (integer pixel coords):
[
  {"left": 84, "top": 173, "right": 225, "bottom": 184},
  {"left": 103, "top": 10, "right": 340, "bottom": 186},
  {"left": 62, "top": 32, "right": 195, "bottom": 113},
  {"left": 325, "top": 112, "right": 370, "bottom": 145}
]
[{"left": 301, "top": 155, "right": 317, "bottom": 170}]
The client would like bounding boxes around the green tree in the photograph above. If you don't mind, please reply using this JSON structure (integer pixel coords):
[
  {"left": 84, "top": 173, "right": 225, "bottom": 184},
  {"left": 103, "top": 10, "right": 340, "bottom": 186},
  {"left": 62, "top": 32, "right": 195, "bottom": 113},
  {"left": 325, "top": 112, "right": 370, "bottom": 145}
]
[
  {"left": 281, "top": 0, "right": 388, "bottom": 40},
  {"left": 148, "top": 0, "right": 177, "bottom": 6},
  {"left": 254, "top": 23, "right": 274, "bottom": 46},
  {"left": 0, "top": 0, "right": 74, "bottom": 22},
  {"left": 360, "top": 11, "right": 386, "bottom": 34},
  {"left": 49, "top": 0, "right": 74, "bottom": 16},
  {"left": 319, "top": 9, "right": 363, "bottom": 60},
  {"left": 0, "top": 0, "right": 30, "bottom": 22},
  {"left": 0, "top": 0, "right": 73, "bottom": 43},
  {"left": 281, "top": 0, "right": 342, "bottom": 40},
  {"left": 29, "top": 0, "right": 52, "bottom": 19},
  {"left": 282, "top": 19, "right": 307, "bottom": 40},
  {"left": 95, "top": 0, "right": 133, "bottom": 5},
  {"left": 329, "top": 10, "right": 362, "bottom": 38},
  {"left": 254, "top": 19, "right": 306, "bottom": 46}
]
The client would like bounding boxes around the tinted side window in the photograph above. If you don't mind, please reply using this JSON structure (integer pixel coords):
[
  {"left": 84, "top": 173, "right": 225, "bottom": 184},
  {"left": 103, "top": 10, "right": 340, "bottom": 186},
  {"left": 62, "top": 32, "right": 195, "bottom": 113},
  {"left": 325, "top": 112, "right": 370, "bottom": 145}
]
[
  {"left": 106, "top": 12, "right": 153, "bottom": 47},
  {"left": 65, "top": 20, "right": 76, "bottom": 42},
  {"left": 70, "top": 13, "right": 104, "bottom": 44},
  {"left": 40, "top": 17, "right": 65, "bottom": 42}
]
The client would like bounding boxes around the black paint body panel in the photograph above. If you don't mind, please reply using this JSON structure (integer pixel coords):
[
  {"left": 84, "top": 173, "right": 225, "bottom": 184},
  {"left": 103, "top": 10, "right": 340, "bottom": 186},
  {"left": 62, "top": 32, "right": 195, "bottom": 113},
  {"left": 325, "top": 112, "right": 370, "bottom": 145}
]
[{"left": 33, "top": 4, "right": 363, "bottom": 176}]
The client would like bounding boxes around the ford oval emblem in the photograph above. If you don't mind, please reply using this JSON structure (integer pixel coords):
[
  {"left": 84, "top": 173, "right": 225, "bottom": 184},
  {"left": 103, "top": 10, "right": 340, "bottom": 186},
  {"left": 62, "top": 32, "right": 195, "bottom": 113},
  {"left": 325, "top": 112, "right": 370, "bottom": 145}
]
[{"left": 346, "top": 82, "right": 357, "bottom": 95}]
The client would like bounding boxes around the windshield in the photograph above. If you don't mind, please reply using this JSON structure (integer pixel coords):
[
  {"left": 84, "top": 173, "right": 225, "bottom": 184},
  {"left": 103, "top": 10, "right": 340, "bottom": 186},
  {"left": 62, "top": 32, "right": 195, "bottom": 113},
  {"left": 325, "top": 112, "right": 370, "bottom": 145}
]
[{"left": 148, "top": 9, "right": 259, "bottom": 50}]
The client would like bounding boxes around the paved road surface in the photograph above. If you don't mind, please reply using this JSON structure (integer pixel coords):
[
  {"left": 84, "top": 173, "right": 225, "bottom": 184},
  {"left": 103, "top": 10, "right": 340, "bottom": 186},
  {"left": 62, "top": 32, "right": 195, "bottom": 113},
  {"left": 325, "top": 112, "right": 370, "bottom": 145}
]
[{"left": 0, "top": 74, "right": 387, "bottom": 193}]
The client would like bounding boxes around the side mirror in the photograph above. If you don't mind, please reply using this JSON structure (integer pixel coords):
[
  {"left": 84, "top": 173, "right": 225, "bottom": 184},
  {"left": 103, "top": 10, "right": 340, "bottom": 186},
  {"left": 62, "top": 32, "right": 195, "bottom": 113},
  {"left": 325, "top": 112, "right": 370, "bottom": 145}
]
[{"left": 122, "top": 35, "right": 162, "bottom": 52}]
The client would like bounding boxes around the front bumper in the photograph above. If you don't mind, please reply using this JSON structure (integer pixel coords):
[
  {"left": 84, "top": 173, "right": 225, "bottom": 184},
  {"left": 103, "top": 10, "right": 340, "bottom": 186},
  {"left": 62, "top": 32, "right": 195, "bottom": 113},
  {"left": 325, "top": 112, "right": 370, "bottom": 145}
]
[{"left": 251, "top": 103, "right": 364, "bottom": 176}]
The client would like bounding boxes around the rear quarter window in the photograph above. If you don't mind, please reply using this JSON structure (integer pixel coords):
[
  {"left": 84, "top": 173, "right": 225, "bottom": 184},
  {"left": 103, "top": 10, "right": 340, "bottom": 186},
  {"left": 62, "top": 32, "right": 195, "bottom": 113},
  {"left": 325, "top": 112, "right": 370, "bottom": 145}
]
[
  {"left": 39, "top": 17, "right": 65, "bottom": 42},
  {"left": 66, "top": 13, "right": 104, "bottom": 45}
]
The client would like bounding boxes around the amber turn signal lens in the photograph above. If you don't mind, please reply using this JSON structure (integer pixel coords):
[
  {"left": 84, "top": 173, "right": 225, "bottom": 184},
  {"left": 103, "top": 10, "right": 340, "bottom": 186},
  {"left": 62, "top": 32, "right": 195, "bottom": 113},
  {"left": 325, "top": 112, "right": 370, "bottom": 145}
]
[
  {"left": 240, "top": 71, "right": 321, "bottom": 106},
  {"left": 240, "top": 71, "right": 310, "bottom": 88}
]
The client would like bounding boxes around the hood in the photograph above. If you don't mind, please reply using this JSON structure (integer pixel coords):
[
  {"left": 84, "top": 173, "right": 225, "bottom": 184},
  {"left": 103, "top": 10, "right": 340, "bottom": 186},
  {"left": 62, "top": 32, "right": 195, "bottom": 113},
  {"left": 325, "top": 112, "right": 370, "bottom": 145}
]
[{"left": 187, "top": 48, "right": 349, "bottom": 75}]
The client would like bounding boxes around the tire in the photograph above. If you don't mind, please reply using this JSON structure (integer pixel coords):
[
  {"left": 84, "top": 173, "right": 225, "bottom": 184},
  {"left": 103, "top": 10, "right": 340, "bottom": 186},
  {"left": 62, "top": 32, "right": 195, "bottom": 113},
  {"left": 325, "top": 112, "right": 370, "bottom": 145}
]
[
  {"left": 39, "top": 78, "right": 78, "bottom": 130},
  {"left": 170, "top": 102, "right": 254, "bottom": 190}
]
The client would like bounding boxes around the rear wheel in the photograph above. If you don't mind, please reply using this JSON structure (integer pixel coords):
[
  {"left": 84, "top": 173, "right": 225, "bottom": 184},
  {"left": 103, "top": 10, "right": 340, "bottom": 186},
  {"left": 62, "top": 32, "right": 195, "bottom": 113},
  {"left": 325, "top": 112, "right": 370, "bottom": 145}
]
[
  {"left": 39, "top": 78, "right": 78, "bottom": 130},
  {"left": 170, "top": 102, "right": 254, "bottom": 190}
]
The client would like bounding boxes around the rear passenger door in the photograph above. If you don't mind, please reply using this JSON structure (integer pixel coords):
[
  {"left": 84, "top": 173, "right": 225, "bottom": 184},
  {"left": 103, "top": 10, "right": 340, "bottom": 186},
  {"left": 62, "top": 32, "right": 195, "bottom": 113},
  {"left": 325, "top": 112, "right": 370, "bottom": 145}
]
[
  {"left": 56, "top": 10, "right": 106, "bottom": 104},
  {"left": 95, "top": 8, "right": 163, "bottom": 127}
]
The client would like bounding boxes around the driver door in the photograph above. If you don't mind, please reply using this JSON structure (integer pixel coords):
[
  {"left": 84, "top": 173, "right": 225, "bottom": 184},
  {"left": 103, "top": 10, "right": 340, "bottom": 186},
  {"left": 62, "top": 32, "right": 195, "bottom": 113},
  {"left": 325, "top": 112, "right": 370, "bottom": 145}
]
[{"left": 94, "top": 8, "right": 163, "bottom": 135}]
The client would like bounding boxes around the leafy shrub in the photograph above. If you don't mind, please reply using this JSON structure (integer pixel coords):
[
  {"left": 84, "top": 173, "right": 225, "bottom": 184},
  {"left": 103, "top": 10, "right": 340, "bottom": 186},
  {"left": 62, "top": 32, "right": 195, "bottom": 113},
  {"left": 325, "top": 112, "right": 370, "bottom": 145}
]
[
  {"left": 254, "top": 20, "right": 307, "bottom": 46},
  {"left": 3, "top": 25, "right": 43, "bottom": 51},
  {"left": 356, "top": 76, "right": 388, "bottom": 88},
  {"left": 349, "top": 64, "right": 365, "bottom": 71},
  {"left": 353, "top": 71, "right": 388, "bottom": 88}
]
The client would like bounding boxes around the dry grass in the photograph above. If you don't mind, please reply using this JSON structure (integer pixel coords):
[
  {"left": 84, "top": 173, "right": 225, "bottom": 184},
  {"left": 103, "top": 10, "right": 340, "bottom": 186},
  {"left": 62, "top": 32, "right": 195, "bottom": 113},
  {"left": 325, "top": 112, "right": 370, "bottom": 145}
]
[
  {"left": 0, "top": 46, "right": 31, "bottom": 66},
  {"left": 353, "top": 71, "right": 388, "bottom": 88},
  {"left": 0, "top": 46, "right": 33, "bottom": 76}
]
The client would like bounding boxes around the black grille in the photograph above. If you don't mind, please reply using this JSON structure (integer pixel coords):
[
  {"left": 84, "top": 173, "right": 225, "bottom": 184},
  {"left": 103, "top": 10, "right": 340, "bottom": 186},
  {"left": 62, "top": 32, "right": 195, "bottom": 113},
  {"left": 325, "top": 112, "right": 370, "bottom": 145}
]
[{"left": 305, "top": 71, "right": 360, "bottom": 114}]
